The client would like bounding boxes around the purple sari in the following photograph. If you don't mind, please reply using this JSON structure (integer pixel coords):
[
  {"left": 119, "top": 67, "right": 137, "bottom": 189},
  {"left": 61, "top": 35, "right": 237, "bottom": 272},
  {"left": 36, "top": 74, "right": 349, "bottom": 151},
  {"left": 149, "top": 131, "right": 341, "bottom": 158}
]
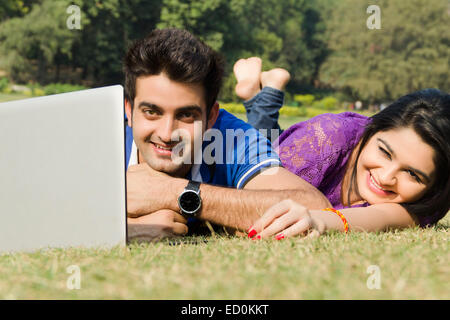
[{"left": 273, "top": 112, "right": 370, "bottom": 210}]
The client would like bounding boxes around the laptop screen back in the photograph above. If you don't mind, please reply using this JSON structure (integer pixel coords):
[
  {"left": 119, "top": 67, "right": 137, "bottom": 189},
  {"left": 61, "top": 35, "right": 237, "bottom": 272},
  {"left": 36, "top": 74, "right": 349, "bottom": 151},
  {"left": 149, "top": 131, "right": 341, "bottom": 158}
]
[{"left": 0, "top": 85, "right": 127, "bottom": 253}]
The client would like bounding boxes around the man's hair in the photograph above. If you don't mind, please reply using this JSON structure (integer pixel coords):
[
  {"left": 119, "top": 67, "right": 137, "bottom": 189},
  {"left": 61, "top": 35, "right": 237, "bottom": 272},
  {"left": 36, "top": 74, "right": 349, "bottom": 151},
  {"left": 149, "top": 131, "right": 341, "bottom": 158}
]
[{"left": 123, "top": 28, "right": 224, "bottom": 114}]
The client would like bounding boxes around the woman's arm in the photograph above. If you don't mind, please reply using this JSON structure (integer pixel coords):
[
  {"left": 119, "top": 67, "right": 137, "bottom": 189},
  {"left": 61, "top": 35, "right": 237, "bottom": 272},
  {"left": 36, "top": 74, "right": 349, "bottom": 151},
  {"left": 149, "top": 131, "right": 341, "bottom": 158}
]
[
  {"left": 247, "top": 200, "right": 418, "bottom": 240},
  {"left": 312, "top": 203, "right": 418, "bottom": 233}
]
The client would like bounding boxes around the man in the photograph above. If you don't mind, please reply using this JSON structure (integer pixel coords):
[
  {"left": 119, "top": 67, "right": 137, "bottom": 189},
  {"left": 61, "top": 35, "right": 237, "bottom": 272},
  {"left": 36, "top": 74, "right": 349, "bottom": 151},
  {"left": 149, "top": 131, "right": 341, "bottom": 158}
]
[{"left": 124, "top": 29, "right": 330, "bottom": 242}]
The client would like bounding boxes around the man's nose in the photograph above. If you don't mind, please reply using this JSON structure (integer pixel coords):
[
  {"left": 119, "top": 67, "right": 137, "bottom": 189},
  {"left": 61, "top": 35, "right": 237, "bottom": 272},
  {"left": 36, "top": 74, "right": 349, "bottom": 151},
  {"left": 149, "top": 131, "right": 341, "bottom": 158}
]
[{"left": 157, "top": 117, "right": 176, "bottom": 143}]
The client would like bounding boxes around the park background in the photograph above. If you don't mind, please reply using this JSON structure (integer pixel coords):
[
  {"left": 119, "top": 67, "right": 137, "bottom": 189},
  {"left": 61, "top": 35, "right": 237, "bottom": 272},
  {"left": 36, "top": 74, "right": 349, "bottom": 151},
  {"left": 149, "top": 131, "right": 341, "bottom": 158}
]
[
  {"left": 1, "top": 0, "right": 449, "bottom": 119},
  {"left": 0, "top": 0, "right": 448, "bottom": 299}
]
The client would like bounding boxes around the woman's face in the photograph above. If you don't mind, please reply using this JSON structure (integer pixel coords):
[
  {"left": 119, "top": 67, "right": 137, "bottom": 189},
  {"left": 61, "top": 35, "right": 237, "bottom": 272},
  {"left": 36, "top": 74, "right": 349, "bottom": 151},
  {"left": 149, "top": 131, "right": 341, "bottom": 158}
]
[{"left": 355, "top": 127, "right": 436, "bottom": 205}]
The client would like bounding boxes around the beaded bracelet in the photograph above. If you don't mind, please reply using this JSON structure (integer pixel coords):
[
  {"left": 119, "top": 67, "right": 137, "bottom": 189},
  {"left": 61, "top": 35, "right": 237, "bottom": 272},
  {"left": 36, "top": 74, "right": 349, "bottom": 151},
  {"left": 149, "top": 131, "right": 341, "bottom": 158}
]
[{"left": 323, "top": 208, "right": 349, "bottom": 233}]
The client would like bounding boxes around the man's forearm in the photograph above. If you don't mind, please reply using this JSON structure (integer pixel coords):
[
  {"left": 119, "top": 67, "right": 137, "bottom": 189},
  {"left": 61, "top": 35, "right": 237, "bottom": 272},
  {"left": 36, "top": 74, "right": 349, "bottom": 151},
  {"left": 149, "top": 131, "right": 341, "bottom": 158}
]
[
  {"left": 201, "top": 184, "right": 331, "bottom": 231},
  {"left": 165, "top": 178, "right": 330, "bottom": 231}
]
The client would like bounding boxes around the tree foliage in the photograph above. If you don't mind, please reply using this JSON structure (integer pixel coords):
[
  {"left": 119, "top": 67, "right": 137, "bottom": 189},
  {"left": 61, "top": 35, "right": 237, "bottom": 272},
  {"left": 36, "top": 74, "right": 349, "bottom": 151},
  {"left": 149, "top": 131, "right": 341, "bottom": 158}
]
[
  {"left": 0, "top": 0, "right": 448, "bottom": 102},
  {"left": 319, "top": 0, "right": 450, "bottom": 102},
  {"left": 0, "top": 0, "right": 76, "bottom": 83}
]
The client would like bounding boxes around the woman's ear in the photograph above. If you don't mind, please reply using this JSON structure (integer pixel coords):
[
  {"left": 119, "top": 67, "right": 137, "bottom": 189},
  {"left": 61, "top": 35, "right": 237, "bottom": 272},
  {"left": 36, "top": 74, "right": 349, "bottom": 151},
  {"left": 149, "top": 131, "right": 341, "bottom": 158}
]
[
  {"left": 207, "top": 102, "right": 220, "bottom": 129},
  {"left": 125, "top": 99, "right": 133, "bottom": 127}
]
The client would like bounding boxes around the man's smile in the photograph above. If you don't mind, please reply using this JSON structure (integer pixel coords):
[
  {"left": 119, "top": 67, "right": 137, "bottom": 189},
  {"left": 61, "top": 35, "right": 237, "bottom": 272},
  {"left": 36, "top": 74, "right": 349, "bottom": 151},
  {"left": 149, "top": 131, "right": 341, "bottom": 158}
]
[{"left": 150, "top": 142, "right": 174, "bottom": 156}]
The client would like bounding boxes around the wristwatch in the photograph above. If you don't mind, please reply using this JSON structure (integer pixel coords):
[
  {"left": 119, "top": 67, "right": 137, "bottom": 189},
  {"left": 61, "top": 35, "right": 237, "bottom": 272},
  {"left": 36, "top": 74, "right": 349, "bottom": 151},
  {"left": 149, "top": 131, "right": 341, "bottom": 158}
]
[{"left": 178, "top": 180, "right": 202, "bottom": 217}]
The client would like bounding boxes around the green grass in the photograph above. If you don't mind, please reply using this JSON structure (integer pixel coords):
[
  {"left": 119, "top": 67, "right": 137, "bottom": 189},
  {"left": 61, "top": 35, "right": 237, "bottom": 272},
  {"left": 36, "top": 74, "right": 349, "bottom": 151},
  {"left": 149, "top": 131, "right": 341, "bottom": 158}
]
[
  {"left": 234, "top": 113, "right": 309, "bottom": 130},
  {"left": 0, "top": 92, "right": 29, "bottom": 103},
  {"left": 0, "top": 215, "right": 448, "bottom": 299},
  {"left": 0, "top": 95, "right": 447, "bottom": 299}
]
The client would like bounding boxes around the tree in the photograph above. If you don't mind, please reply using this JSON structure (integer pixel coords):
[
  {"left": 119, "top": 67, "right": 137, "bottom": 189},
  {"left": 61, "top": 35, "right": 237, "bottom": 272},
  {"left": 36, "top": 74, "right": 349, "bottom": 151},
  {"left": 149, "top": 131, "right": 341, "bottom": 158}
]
[
  {"left": 70, "top": 0, "right": 163, "bottom": 85},
  {"left": 0, "top": 0, "right": 163, "bottom": 85},
  {"left": 157, "top": 0, "right": 329, "bottom": 101},
  {"left": 0, "top": 0, "right": 41, "bottom": 22},
  {"left": 0, "top": 0, "right": 76, "bottom": 83},
  {"left": 319, "top": 0, "right": 450, "bottom": 103}
]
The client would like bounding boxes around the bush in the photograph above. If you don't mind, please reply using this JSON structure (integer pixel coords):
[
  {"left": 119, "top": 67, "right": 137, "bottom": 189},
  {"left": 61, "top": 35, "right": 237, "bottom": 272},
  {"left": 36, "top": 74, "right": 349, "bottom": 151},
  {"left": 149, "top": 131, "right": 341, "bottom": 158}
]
[
  {"left": 43, "top": 83, "right": 87, "bottom": 95},
  {"left": 312, "top": 96, "right": 339, "bottom": 110},
  {"left": 304, "top": 107, "right": 330, "bottom": 118},
  {"left": 220, "top": 102, "right": 307, "bottom": 117},
  {"left": 280, "top": 106, "right": 307, "bottom": 117},
  {"left": 294, "top": 94, "right": 315, "bottom": 106},
  {"left": 32, "top": 88, "right": 45, "bottom": 96},
  {"left": 2, "top": 86, "right": 12, "bottom": 94},
  {"left": 220, "top": 102, "right": 246, "bottom": 114},
  {"left": 321, "top": 96, "right": 338, "bottom": 110},
  {"left": 0, "top": 77, "right": 9, "bottom": 92}
]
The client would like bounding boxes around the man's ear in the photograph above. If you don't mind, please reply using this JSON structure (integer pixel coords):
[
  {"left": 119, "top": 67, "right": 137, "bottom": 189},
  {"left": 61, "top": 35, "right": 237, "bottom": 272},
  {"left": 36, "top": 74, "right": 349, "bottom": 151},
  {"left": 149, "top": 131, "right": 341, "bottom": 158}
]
[
  {"left": 206, "top": 102, "right": 220, "bottom": 129},
  {"left": 125, "top": 99, "right": 133, "bottom": 127}
]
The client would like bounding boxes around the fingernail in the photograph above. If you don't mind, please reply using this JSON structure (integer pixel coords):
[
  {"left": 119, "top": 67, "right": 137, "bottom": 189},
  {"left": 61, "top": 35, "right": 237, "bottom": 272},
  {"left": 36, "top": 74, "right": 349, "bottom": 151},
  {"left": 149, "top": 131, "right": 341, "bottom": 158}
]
[
  {"left": 247, "top": 228, "right": 257, "bottom": 238},
  {"left": 275, "top": 234, "right": 285, "bottom": 240},
  {"left": 251, "top": 235, "right": 261, "bottom": 241}
]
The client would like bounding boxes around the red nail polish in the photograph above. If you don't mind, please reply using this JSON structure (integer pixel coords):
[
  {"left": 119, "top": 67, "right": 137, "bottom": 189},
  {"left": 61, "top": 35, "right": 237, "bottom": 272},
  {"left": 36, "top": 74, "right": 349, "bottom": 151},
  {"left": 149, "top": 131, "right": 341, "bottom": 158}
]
[
  {"left": 252, "top": 235, "right": 261, "bottom": 241},
  {"left": 247, "top": 229, "right": 257, "bottom": 238},
  {"left": 275, "top": 234, "right": 285, "bottom": 240}
]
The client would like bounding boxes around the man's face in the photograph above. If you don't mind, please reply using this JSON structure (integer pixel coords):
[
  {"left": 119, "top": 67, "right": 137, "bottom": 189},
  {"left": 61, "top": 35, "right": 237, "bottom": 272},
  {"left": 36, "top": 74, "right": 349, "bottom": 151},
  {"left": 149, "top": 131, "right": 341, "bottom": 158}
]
[{"left": 125, "top": 73, "right": 218, "bottom": 177}]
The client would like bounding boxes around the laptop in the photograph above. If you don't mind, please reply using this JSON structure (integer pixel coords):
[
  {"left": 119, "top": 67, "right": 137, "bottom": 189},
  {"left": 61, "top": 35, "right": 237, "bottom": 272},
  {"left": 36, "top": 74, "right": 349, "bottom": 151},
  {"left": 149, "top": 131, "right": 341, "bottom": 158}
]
[{"left": 0, "top": 85, "right": 127, "bottom": 253}]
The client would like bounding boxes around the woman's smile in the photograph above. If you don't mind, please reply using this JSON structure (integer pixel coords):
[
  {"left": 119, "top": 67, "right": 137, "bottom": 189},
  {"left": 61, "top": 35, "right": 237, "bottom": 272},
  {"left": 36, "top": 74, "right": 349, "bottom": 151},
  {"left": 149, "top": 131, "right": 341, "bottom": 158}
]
[{"left": 367, "top": 170, "right": 395, "bottom": 196}]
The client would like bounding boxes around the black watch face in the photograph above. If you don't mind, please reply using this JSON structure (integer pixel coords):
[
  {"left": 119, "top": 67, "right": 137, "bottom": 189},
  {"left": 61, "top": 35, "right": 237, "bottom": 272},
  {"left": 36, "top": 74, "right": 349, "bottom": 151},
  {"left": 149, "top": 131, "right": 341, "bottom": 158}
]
[{"left": 179, "top": 190, "right": 201, "bottom": 214}]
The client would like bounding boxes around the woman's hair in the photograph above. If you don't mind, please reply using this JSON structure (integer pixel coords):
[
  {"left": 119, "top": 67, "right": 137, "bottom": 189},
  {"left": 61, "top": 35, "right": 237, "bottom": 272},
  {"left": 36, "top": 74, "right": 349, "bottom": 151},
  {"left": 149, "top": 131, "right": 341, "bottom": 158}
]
[{"left": 348, "top": 89, "right": 450, "bottom": 227}]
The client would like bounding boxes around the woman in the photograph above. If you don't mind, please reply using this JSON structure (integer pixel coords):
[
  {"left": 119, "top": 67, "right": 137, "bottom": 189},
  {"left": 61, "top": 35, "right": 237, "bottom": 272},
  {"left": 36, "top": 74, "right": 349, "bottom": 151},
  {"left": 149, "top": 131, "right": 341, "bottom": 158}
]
[{"left": 233, "top": 58, "right": 450, "bottom": 239}]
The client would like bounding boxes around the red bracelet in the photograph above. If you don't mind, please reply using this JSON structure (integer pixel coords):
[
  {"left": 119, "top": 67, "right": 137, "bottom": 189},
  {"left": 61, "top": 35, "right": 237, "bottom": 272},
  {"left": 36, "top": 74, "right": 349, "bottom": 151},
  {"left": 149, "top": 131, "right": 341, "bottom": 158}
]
[{"left": 323, "top": 208, "right": 349, "bottom": 233}]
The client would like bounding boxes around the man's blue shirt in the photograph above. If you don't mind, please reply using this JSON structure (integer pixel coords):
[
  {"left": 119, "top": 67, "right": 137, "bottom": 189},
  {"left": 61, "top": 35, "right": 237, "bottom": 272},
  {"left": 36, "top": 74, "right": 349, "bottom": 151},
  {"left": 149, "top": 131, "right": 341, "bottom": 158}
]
[{"left": 125, "top": 109, "right": 281, "bottom": 189}]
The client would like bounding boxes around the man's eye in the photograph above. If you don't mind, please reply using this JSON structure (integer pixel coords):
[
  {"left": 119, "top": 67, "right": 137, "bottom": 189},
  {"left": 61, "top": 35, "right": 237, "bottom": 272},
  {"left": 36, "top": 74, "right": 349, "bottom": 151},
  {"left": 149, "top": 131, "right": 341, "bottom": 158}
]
[
  {"left": 143, "top": 109, "right": 158, "bottom": 116},
  {"left": 179, "top": 112, "right": 196, "bottom": 119}
]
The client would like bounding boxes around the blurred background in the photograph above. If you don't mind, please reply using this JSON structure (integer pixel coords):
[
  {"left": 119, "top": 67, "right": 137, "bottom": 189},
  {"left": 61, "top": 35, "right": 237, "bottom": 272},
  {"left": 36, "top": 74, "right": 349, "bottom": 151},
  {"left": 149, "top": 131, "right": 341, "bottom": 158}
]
[{"left": 0, "top": 0, "right": 448, "bottom": 125}]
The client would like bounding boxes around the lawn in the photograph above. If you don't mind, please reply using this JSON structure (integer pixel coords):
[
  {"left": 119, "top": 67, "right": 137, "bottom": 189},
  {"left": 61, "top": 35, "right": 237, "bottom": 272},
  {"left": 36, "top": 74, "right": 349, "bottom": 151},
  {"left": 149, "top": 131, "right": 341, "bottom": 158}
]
[
  {"left": 0, "top": 93, "right": 447, "bottom": 300},
  {"left": 0, "top": 92, "right": 29, "bottom": 103},
  {"left": 233, "top": 113, "right": 309, "bottom": 130},
  {"left": 0, "top": 215, "right": 448, "bottom": 299}
]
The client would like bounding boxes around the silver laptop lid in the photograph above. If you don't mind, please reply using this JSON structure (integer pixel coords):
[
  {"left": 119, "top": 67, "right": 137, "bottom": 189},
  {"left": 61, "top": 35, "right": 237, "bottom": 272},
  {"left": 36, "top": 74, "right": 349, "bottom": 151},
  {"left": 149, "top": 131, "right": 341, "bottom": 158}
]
[{"left": 0, "top": 85, "right": 127, "bottom": 253}]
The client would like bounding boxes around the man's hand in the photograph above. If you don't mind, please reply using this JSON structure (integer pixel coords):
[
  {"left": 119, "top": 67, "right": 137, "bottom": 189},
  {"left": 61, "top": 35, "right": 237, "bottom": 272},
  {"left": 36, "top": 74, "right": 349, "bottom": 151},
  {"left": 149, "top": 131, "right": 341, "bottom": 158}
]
[
  {"left": 127, "top": 162, "right": 169, "bottom": 177},
  {"left": 126, "top": 163, "right": 184, "bottom": 217},
  {"left": 127, "top": 209, "right": 188, "bottom": 243}
]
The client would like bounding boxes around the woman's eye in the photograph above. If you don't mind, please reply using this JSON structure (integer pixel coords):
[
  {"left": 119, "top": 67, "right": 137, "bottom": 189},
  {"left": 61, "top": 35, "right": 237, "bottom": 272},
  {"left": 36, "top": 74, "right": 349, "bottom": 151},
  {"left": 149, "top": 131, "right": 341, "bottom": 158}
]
[
  {"left": 407, "top": 170, "right": 422, "bottom": 183},
  {"left": 379, "top": 147, "right": 391, "bottom": 159}
]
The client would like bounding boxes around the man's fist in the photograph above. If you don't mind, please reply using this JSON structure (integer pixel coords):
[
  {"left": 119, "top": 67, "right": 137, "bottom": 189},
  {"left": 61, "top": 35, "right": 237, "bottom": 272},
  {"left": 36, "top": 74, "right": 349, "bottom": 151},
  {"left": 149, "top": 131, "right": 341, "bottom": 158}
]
[{"left": 127, "top": 210, "right": 188, "bottom": 243}]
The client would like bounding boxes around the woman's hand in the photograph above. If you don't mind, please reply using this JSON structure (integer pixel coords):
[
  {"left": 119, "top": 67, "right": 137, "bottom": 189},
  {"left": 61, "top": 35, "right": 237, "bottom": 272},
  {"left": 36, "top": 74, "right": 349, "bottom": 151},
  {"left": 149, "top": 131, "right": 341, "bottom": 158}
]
[{"left": 247, "top": 200, "right": 326, "bottom": 240}]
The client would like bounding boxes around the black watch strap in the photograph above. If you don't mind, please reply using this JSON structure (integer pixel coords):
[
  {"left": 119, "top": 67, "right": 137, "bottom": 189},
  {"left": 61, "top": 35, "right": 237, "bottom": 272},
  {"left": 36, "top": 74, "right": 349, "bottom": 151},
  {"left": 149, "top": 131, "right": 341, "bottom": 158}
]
[{"left": 185, "top": 180, "right": 201, "bottom": 192}]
